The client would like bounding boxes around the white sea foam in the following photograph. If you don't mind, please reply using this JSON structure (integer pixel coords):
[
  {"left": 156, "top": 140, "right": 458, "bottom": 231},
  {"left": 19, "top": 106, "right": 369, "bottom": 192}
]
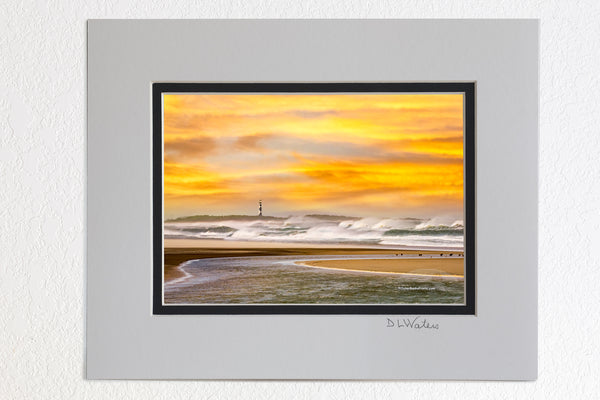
[
  {"left": 164, "top": 260, "right": 195, "bottom": 287},
  {"left": 164, "top": 215, "right": 464, "bottom": 248}
]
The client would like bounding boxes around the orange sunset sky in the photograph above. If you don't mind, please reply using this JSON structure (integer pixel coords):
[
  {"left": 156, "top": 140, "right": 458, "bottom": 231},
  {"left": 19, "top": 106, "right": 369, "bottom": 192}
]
[{"left": 163, "top": 93, "right": 464, "bottom": 219}]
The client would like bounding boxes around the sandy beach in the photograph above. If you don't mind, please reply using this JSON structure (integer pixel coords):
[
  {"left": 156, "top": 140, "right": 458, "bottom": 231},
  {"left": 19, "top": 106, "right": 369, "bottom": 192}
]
[
  {"left": 164, "top": 239, "right": 464, "bottom": 282},
  {"left": 297, "top": 258, "right": 463, "bottom": 277}
]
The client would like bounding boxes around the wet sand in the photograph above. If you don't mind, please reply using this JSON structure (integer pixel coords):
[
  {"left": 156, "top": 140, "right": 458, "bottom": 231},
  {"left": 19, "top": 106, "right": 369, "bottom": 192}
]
[
  {"left": 163, "top": 239, "right": 464, "bottom": 282},
  {"left": 297, "top": 258, "right": 464, "bottom": 277}
]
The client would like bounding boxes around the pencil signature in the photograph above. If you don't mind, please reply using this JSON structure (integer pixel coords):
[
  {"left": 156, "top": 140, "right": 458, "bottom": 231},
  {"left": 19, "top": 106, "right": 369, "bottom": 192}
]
[{"left": 386, "top": 316, "right": 439, "bottom": 330}]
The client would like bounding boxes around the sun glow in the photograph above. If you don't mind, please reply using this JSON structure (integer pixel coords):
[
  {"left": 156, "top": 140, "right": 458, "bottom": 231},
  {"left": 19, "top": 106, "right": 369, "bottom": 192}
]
[{"left": 163, "top": 93, "right": 464, "bottom": 219}]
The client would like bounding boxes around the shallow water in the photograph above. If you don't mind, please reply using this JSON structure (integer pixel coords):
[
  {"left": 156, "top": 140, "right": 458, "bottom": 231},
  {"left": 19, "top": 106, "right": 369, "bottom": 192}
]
[{"left": 164, "top": 255, "right": 464, "bottom": 305}]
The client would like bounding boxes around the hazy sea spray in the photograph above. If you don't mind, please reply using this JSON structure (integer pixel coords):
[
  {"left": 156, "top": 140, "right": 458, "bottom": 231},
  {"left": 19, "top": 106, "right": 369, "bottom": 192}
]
[{"left": 164, "top": 214, "right": 464, "bottom": 248}]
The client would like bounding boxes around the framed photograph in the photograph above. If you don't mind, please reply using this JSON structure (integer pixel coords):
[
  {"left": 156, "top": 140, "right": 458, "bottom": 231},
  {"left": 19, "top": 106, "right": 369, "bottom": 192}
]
[
  {"left": 153, "top": 82, "right": 475, "bottom": 315},
  {"left": 87, "top": 20, "right": 538, "bottom": 380}
]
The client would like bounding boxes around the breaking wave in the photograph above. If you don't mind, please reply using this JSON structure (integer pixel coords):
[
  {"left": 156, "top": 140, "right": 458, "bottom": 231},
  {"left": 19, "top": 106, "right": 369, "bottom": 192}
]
[{"left": 164, "top": 215, "right": 464, "bottom": 248}]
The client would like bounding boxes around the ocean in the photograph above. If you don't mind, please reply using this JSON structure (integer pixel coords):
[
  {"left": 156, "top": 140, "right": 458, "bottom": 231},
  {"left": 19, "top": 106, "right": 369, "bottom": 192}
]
[
  {"left": 164, "top": 214, "right": 464, "bottom": 248},
  {"left": 163, "top": 214, "right": 465, "bottom": 305}
]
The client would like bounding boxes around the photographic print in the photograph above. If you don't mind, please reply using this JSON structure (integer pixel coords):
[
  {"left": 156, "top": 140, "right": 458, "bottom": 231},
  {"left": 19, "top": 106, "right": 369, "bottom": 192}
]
[
  {"left": 153, "top": 83, "right": 474, "bottom": 314},
  {"left": 89, "top": 20, "right": 537, "bottom": 379}
]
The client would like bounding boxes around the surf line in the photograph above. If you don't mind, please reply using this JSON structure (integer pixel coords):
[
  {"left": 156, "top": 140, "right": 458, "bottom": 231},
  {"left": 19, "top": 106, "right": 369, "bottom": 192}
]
[{"left": 164, "top": 259, "right": 196, "bottom": 287}]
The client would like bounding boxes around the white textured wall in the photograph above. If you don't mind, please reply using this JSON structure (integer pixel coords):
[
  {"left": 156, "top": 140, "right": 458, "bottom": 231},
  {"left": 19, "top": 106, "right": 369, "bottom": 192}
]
[{"left": 1, "top": 1, "right": 598, "bottom": 398}]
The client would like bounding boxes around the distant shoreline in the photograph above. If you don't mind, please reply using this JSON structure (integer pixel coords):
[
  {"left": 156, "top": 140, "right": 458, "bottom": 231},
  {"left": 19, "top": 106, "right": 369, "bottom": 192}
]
[{"left": 164, "top": 213, "right": 362, "bottom": 223}]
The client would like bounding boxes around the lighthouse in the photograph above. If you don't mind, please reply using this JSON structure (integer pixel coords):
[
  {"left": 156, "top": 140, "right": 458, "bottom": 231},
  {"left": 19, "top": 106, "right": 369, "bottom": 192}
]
[{"left": 258, "top": 200, "right": 262, "bottom": 217}]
